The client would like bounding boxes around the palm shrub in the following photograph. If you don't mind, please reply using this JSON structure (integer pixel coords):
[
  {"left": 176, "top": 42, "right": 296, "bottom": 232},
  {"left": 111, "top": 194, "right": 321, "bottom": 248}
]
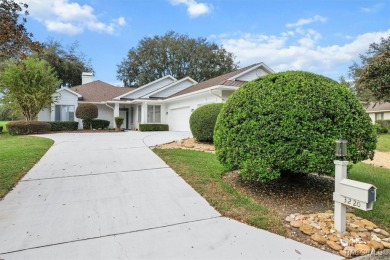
[
  {"left": 214, "top": 71, "right": 376, "bottom": 182},
  {"left": 75, "top": 103, "right": 98, "bottom": 129},
  {"left": 190, "top": 103, "right": 224, "bottom": 142}
]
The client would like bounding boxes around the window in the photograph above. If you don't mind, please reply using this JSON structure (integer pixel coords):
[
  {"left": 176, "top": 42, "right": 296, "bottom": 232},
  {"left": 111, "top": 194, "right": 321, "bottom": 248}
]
[
  {"left": 147, "top": 105, "right": 161, "bottom": 123},
  {"left": 375, "top": 113, "right": 384, "bottom": 121},
  {"left": 55, "top": 105, "right": 75, "bottom": 121}
]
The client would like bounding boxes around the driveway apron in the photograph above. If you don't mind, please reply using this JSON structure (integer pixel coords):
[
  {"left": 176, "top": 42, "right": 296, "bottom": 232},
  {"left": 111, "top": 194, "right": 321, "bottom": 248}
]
[{"left": 0, "top": 132, "right": 340, "bottom": 259}]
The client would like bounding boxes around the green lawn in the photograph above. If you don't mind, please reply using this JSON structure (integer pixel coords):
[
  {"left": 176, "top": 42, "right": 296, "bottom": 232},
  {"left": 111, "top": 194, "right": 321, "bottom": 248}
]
[
  {"left": 155, "top": 148, "right": 390, "bottom": 234},
  {"left": 154, "top": 148, "right": 286, "bottom": 235},
  {"left": 349, "top": 163, "right": 390, "bottom": 231},
  {"left": 377, "top": 134, "right": 390, "bottom": 152},
  {"left": 0, "top": 121, "right": 53, "bottom": 199}
]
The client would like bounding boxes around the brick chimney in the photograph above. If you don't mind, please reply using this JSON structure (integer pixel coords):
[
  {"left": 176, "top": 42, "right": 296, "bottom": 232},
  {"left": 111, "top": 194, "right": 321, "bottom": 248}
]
[{"left": 82, "top": 72, "right": 94, "bottom": 85}]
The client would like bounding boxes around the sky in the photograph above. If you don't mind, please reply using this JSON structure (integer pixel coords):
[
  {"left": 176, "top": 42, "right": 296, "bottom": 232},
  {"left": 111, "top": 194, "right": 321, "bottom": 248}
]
[{"left": 22, "top": 0, "right": 390, "bottom": 86}]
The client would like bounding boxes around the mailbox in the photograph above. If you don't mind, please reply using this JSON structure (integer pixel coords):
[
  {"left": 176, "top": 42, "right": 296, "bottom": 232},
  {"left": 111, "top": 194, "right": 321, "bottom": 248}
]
[{"left": 333, "top": 179, "right": 376, "bottom": 211}]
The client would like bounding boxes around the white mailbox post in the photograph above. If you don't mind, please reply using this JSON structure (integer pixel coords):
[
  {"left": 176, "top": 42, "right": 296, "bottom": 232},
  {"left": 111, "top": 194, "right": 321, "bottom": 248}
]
[{"left": 333, "top": 140, "right": 377, "bottom": 232}]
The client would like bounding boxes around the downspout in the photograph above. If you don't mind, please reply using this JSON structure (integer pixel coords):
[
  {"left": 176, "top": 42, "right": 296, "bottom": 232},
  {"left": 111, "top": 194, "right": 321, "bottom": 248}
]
[{"left": 105, "top": 102, "right": 114, "bottom": 110}]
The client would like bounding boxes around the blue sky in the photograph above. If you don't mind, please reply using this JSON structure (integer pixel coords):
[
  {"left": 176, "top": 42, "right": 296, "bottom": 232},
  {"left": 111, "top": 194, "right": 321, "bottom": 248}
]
[{"left": 23, "top": 0, "right": 390, "bottom": 86}]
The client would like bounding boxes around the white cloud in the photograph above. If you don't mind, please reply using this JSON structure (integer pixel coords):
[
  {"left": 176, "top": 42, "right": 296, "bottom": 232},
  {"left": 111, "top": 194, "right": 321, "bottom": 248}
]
[
  {"left": 170, "top": 0, "right": 212, "bottom": 17},
  {"left": 212, "top": 29, "right": 390, "bottom": 79},
  {"left": 286, "top": 15, "right": 327, "bottom": 28},
  {"left": 23, "top": 0, "right": 126, "bottom": 35},
  {"left": 361, "top": 3, "right": 385, "bottom": 13}
]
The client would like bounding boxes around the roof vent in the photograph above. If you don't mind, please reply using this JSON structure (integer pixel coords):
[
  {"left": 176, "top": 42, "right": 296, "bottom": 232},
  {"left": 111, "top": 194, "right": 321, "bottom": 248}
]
[{"left": 82, "top": 72, "right": 94, "bottom": 85}]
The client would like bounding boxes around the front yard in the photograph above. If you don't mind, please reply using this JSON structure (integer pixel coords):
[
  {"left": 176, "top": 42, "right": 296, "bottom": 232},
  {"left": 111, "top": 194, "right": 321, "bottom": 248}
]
[{"left": 0, "top": 121, "right": 53, "bottom": 199}]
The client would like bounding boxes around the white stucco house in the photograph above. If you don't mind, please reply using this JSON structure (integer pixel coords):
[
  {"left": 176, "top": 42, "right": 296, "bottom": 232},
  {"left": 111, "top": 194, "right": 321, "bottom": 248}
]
[
  {"left": 366, "top": 102, "right": 390, "bottom": 122},
  {"left": 38, "top": 63, "right": 274, "bottom": 131}
]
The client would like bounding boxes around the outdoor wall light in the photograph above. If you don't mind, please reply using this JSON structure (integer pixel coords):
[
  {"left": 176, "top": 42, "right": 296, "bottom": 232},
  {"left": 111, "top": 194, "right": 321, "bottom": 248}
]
[
  {"left": 166, "top": 112, "right": 168, "bottom": 115},
  {"left": 335, "top": 139, "right": 348, "bottom": 161}
]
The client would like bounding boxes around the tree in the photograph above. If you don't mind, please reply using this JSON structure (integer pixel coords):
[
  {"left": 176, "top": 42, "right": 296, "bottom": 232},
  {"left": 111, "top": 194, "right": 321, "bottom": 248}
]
[
  {"left": 35, "top": 40, "right": 94, "bottom": 87},
  {"left": 117, "top": 31, "right": 237, "bottom": 87},
  {"left": 0, "top": 57, "right": 61, "bottom": 121},
  {"left": 350, "top": 36, "right": 390, "bottom": 103},
  {"left": 214, "top": 71, "right": 376, "bottom": 183},
  {"left": 0, "top": 0, "right": 42, "bottom": 62},
  {"left": 75, "top": 103, "right": 98, "bottom": 129}
]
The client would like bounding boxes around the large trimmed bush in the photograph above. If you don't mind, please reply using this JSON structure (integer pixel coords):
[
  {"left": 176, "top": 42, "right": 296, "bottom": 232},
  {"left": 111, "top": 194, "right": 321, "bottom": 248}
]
[
  {"left": 7, "top": 121, "right": 51, "bottom": 135},
  {"left": 139, "top": 124, "right": 169, "bottom": 131},
  {"left": 190, "top": 103, "right": 224, "bottom": 142},
  {"left": 76, "top": 103, "right": 98, "bottom": 129},
  {"left": 214, "top": 71, "right": 376, "bottom": 182},
  {"left": 48, "top": 121, "right": 78, "bottom": 131}
]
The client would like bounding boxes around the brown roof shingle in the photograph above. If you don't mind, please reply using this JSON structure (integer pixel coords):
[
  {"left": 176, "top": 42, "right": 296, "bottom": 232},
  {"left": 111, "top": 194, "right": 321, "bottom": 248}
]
[
  {"left": 168, "top": 64, "right": 261, "bottom": 98},
  {"left": 70, "top": 80, "right": 135, "bottom": 102},
  {"left": 366, "top": 102, "right": 390, "bottom": 112}
]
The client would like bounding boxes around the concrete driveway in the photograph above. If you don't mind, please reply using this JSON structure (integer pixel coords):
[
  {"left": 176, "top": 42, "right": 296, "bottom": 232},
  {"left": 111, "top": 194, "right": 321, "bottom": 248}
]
[{"left": 0, "top": 131, "right": 340, "bottom": 259}]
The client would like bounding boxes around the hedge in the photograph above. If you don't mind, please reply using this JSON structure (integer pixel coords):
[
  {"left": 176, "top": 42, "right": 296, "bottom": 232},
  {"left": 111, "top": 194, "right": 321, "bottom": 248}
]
[
  {"left": 375, "top": 119, "right": 390, "bottom": 134},
  {"left": 7, "top": 121, "right": 51, "bottom": 135},
  {"left": 82, "top": 119, "right": 110, "bottom": 130},
  {"left": 48, "top": 121, "right": 78, "bottom": 131},
  {"left": 190, "top": 103, "right": 224, "bottom": 142},
  {"left": 214, "top": 71, "right": 376, "bottom": 182},
  {"left": 139, "top": 124, "right": 169, "bottom": 131}
]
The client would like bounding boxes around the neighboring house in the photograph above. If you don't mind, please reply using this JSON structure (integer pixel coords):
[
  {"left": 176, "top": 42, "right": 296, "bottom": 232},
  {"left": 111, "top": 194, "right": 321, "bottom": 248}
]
[
  {"left": 366, "top": 103, "right": 390, "bottom": 122},
  {"left": 38, "top": 63, "right": 274, "bottom": 131}
]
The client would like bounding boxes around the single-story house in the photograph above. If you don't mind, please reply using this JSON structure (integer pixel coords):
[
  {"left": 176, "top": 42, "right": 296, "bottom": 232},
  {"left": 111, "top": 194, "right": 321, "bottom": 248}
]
[
  {"left": 366, "top": 102, "right": 390, "bottom": 122},
  {"left": 38, "top": 63, "right": 274, "bottom": 131}
]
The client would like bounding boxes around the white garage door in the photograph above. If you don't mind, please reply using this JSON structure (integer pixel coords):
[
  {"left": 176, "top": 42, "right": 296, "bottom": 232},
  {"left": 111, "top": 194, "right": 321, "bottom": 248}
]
[{"left": 169, "top": 106, "right": 191, "bottom": 131}]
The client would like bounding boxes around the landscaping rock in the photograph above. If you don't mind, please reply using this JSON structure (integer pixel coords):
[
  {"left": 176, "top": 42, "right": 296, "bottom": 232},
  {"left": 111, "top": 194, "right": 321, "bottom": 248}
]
[
  {"left": 287, "top": 212, "right": 390, "bottom": 258},
  {"left": 311, "top": 233, "right": 326, "bottom": 244},
  {"left": 326, "top": 240, "right": 343, "bottom": 251},
  {"left": 290, "top": 220, "right": 302, "bottom": 228},
  {"left": 354, "top": 244, "right": 372, "bottom": 255},
  {"left": 300, "top": 225, "right": 315, "bottom": 235},
  {"left": 368, "top": 240, "right": 384, "bottom": 250}
]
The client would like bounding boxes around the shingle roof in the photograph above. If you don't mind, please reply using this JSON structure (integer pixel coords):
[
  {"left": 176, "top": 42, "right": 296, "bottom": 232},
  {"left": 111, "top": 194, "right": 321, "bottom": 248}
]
[
  {"left": 70, "top": 80, "right": 135, "bottom": 102},
  {"left": 168, "top": 63, "right": 261, "bottom": 98},
  {"left": 366, "top": 102, "right": 390, "bottom": 112}
]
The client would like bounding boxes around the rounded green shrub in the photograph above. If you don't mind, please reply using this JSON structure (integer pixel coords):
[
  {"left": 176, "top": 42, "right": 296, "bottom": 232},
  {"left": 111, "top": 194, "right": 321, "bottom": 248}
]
[
  {"left": 190, "top": 103, "right": 224, "bottom": 142},
  {"left": 76, "top": 103, "right": 98, "bottom": 129},
  {"left": 7, "top": 121, "right": 51, "bottom": 135},
  {"left": 214, "top": 71, "right": 376, "bottom": 182}
]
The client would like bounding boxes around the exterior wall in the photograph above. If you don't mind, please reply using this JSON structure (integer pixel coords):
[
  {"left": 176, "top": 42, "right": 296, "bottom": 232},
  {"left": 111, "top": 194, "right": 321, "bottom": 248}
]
[
  {"left": 221, "top": 90, "right": 235, "bottom": 102},
  {"left": 38, "top": 108, "right": 51, "bottom": 121},
  {"left": 235, "top": 68, "right": 267, "bottom": 81},
  {"left": 96, "top": 104, "right": 115, "bottom": 128},
  {"left": 165, "top": 91, "right": 222, "bottom": 131},
  {"left": 150, "top": 80, "right": 195, "bottom": 98},
  {"left": 121, "top": 78, "right": 175, "bottom": 99},
  {"left": 367, "top": 111, "right": 390, "bottom": 123},
  {"left": 38, "top": 89, "right": 79, "bottom": 123}
]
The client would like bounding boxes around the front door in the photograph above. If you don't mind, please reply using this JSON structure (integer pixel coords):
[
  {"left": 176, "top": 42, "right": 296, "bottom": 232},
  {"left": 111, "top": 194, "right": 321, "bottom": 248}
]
[{"left": 119, "top": 109, "right": 129, "bottom": 129}]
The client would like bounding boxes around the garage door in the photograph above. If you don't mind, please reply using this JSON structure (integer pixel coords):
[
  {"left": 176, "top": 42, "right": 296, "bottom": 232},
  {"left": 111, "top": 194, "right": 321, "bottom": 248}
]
[{"left": 169, "top": 106, "right": 191, "bottom": 131}]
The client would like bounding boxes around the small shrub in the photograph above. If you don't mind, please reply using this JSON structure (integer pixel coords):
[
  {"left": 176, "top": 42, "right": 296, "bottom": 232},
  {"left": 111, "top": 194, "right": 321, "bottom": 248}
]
[
  {"left": 115, "top": 117, "right": 124, "bottom": 130},
  {"left": 375, "top": 120, "right": 390, "bottom": 134},
  {"left": 76, "top": 103, "right": 98, "bottom": 129},
  {"left": 0, "top": 126, "right": 3, "bottom": 133},
  {"left": 7, "top": 121, "right": 51, "bottom": 135},
  {"left": 214, "top": 71, "right": 376, "bottom": 182},
  {"left": 48, "top": 121, "right": 78, "bottom": 131},
  {"left": 139, "top": 124, "right": 169, "bottom": 131},
  {"left": 190, "top": 103, "right": 224, "bottom": 142}
]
